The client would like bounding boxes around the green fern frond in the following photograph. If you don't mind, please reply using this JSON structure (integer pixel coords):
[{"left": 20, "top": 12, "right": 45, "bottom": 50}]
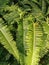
[
  {"left": 16, "top": 14, "right": 46, "bottom": 65},
  {"left": 0, "top": 22, "right": 20, "bottom": 62},
  {"left": 40, "top": 21, "right": 49, "bottom": 49},
  {"left": 23, "top": 18, "right": 45, "bottom": 65},
  {"left": 3, "top": 5, "right": 25, "bottom": 25}
]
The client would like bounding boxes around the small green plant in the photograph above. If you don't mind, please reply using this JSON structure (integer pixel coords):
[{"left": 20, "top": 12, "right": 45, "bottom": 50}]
[{"left": 0, "top": 0, "right": 49, "bottom": 65}]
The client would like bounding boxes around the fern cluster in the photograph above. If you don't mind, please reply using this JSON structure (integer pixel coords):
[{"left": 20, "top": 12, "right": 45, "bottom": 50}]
[{"left": 0, "top": 0, "right": 49, "bottom": 65}]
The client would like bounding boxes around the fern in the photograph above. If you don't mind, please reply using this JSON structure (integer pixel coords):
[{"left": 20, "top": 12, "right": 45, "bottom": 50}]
[
  {"left": 0, "top": 22, "right": 20, "bottom": 62},
  {"left": 16, "top": 14, "right": 47, "bottom": 65},
  {"left": 24, "top": 21, "right": 45, "bottom": 65},
  {"left": 0, "top": 0, "right": 49, "bottom": 65}
]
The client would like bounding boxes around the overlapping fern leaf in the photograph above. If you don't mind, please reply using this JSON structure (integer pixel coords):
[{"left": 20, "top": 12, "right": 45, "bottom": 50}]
[{"left": 0, "top": 18, "right": 20, "bottom": 62}]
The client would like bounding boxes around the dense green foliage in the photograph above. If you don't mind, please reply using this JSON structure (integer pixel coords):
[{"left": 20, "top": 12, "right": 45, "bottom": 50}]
[{"left": 0, "top": 0, "right": 49, "bottom": 65}]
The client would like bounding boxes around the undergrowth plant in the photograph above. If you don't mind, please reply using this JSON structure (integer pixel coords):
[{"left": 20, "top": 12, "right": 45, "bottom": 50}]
[{"left": 0, "top": 0, "right": 49, "bottom": 65}]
